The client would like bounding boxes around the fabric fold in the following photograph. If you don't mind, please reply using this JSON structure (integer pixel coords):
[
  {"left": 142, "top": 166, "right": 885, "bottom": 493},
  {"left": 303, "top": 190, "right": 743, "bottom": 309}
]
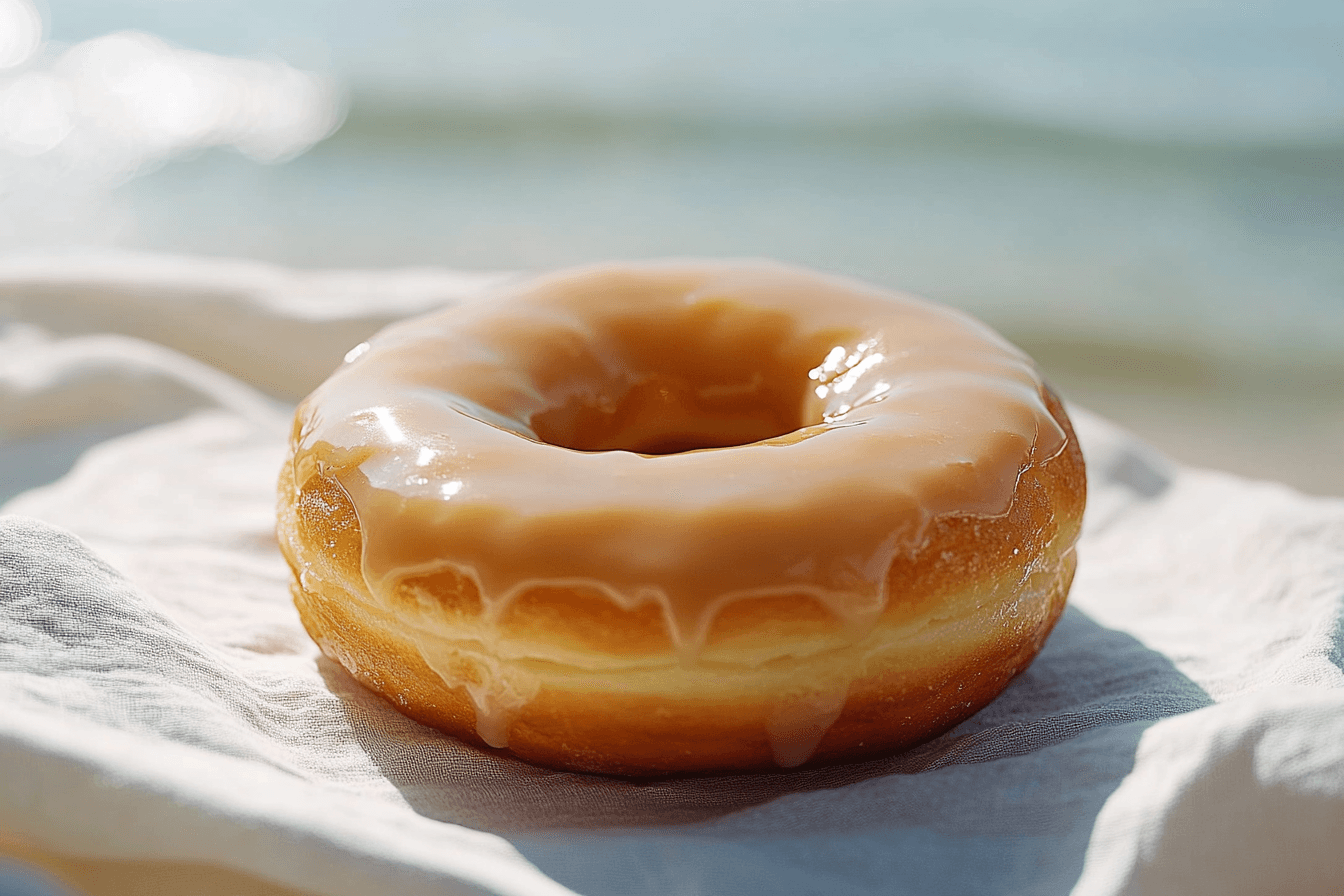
[{"left": 1, "top": 254, "right": 1341, "bottom": 896}]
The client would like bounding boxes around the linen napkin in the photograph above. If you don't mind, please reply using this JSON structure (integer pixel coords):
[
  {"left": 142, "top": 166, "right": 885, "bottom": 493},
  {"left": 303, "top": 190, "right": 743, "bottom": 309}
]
[{"left": 1, "top": 254, "right": 1341, "bottom": 896}]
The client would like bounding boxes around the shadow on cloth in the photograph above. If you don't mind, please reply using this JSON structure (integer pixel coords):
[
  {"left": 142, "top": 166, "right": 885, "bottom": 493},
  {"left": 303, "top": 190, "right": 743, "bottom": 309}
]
[{"left": 326, "top": 605, "right": 1211, "bottom": 836}]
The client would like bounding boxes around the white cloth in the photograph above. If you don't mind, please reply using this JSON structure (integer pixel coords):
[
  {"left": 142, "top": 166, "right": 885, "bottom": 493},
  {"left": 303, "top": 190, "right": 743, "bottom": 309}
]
[{"left": 1, "top": 253, "right": 1341, "bottom": 896}]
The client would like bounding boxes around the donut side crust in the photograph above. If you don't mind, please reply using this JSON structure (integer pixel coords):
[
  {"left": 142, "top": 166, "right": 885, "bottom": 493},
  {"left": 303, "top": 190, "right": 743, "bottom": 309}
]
[{"left": 278, "top": 387, "right": 1085, "bottom": 775}]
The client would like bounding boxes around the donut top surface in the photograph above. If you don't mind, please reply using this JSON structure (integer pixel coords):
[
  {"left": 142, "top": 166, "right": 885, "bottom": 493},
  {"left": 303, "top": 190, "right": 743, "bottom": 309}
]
[{"left": 288, "top": 260, "right": 1069, "bottom": 656}]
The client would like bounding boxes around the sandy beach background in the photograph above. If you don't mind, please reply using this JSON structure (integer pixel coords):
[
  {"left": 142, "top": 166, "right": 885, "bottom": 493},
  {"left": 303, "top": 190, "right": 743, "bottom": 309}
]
[{"left": 2, "top": 0, "right": 1341, "bottom": 495}]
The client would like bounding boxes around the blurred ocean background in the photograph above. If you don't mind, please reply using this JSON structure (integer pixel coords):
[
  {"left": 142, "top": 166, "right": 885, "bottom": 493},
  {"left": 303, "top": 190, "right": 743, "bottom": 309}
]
[{"left": 1, "top": 0, "right": 1341, "bottom": 494}]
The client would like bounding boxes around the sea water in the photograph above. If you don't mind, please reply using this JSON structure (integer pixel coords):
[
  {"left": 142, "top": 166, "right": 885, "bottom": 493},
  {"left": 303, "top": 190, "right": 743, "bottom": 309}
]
[{"left": 2, "top": 0, "right": 1342, "bottom": 489}]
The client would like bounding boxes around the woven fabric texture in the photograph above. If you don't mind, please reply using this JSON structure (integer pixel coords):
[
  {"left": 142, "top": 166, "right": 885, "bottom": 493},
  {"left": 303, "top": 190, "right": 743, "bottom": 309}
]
[{"left": 1, "top": 255, "right": 1342, "bottom": 896}]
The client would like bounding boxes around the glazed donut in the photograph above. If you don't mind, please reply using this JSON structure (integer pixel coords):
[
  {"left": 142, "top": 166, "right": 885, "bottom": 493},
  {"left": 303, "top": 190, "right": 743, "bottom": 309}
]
[{"left": 277, "top": 260, "right": 1085, "bottom": 775}]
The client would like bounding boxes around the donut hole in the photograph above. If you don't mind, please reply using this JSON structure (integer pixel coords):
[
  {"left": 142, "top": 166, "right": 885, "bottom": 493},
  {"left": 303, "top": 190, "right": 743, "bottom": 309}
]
[
  {"left": 530, "top": 375, "right": 810, "bottom": 455},
  {"left": 526, "top": 302, "right": 842, "bottom": 455}
]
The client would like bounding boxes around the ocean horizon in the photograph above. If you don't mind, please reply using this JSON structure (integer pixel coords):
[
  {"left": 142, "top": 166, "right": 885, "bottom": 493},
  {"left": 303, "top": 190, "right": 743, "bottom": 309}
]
[{"left": 2, "top": 0, "right": 1341, "bottom": 491}]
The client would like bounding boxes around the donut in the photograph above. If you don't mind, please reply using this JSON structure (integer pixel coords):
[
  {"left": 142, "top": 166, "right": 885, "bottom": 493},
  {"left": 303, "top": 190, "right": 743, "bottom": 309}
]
[{"left": 277, "top": 260, "right": 1085, "bottom": 776}]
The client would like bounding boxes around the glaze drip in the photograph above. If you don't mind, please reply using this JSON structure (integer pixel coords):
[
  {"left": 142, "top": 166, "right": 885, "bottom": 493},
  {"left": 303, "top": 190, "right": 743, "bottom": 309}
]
[{"left": 766, "top": 683, "right": 851, "bottom": 768}]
